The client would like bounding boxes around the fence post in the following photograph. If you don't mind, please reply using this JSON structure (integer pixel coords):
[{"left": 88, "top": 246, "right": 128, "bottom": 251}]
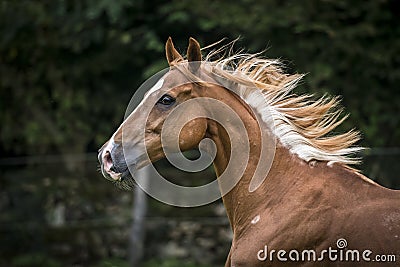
[{"left": 129, "top": 167, "right": 149, "bottom": 266}]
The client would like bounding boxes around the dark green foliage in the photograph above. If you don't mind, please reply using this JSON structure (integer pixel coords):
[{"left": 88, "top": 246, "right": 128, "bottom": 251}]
[{"left": 11, "top": 253, "right": 61, "bottom": 267}]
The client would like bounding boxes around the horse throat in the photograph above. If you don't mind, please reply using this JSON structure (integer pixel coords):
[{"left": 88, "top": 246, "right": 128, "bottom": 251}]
[{"left": 204, "top": 90, "right": 267, "bottom": 233}]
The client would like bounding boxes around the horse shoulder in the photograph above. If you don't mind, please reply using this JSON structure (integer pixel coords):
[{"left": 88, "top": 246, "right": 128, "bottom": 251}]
[{"left": 229, "top": 164, "right": 400, "bottom": 265}]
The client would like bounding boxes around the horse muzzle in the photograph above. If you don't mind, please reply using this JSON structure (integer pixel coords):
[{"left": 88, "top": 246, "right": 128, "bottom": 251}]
[{"left": 98, "top": 141, "right": 129, "bottom": 181}]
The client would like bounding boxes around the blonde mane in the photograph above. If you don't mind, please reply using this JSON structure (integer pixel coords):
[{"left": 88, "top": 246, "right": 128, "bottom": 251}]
[
  {"left": 173, "top": 43, "right": 363, "bottom": 165},
  {"left": 200, "top": 47, "right": 363, "bottom": 166}
]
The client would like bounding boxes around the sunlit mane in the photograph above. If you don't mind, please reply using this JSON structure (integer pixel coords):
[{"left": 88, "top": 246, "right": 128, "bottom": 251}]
[
  {"left": 174, "top": 43, "right": 363, "bottom": 165},
  {"left": 204, "top": 46, "right": 363, "bottom": 165}
]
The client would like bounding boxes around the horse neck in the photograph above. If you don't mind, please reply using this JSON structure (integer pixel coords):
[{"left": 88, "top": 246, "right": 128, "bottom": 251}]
[{"left": 205, "top": 88, "right": 310, "bottom": 236}]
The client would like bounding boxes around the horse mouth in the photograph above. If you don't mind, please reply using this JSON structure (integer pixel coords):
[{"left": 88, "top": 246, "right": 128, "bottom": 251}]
[
  {"left": 98, "top": 162, "right": 135, "bottom": 189},
  {"left": 104, "top": 168, "right": 130, "bottom": 181},
  {"left": 98, "top": 145, "right": 149, "bottom": 190},
  {"left": 99, "top": 158, "right": 133, "bottom": 183},
  {"left": 112, "top": 171, "right": 136, "bottom": 190}
]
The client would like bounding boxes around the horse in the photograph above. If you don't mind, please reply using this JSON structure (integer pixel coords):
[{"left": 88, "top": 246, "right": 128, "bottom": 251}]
[{"left": 99, "top": 37, "right": 400, "bottom": 266}]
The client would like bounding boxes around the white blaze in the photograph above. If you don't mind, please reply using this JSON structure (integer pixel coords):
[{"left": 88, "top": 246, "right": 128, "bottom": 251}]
[{"left": 102, "top": 78, "right": 165, "bottom": 161}]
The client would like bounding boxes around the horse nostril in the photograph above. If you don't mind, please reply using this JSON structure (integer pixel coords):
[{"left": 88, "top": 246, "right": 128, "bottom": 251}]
[
  {"left": 103, "top": 150, "right": 114, "bottom": 171},
  {"left": 104, "top": 151, "right": 112, "bottom": 163},
  {"left": 103, "top": 151, "right": 121, "bottom": 174}
]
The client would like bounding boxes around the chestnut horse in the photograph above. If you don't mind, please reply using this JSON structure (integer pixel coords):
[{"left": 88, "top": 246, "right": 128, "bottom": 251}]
[{"left": 99, "top": 38, "right": 400, "bottom": 266}]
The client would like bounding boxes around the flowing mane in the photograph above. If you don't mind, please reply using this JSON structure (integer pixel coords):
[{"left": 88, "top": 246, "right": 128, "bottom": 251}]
[{"left": 183, "top": 45, "right": 363, "bottom": 165}]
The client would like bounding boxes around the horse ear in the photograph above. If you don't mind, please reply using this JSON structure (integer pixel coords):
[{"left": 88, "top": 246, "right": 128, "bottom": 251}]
[
  {"left": 187, "top": 37, "right": 202, "bottom": 72},
  {"left": 165, "top": 37, "right": 183, "bottom": 66}
]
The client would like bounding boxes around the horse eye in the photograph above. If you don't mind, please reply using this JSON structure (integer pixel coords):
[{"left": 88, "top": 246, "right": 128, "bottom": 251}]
[{"left": 157, "top": 94, "right": 176, "bottom": 106}]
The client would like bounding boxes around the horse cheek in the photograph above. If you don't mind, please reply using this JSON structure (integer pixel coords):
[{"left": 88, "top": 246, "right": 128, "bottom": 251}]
[{"left": 179, "top": 118, "right": 207, "bottom": 151}]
